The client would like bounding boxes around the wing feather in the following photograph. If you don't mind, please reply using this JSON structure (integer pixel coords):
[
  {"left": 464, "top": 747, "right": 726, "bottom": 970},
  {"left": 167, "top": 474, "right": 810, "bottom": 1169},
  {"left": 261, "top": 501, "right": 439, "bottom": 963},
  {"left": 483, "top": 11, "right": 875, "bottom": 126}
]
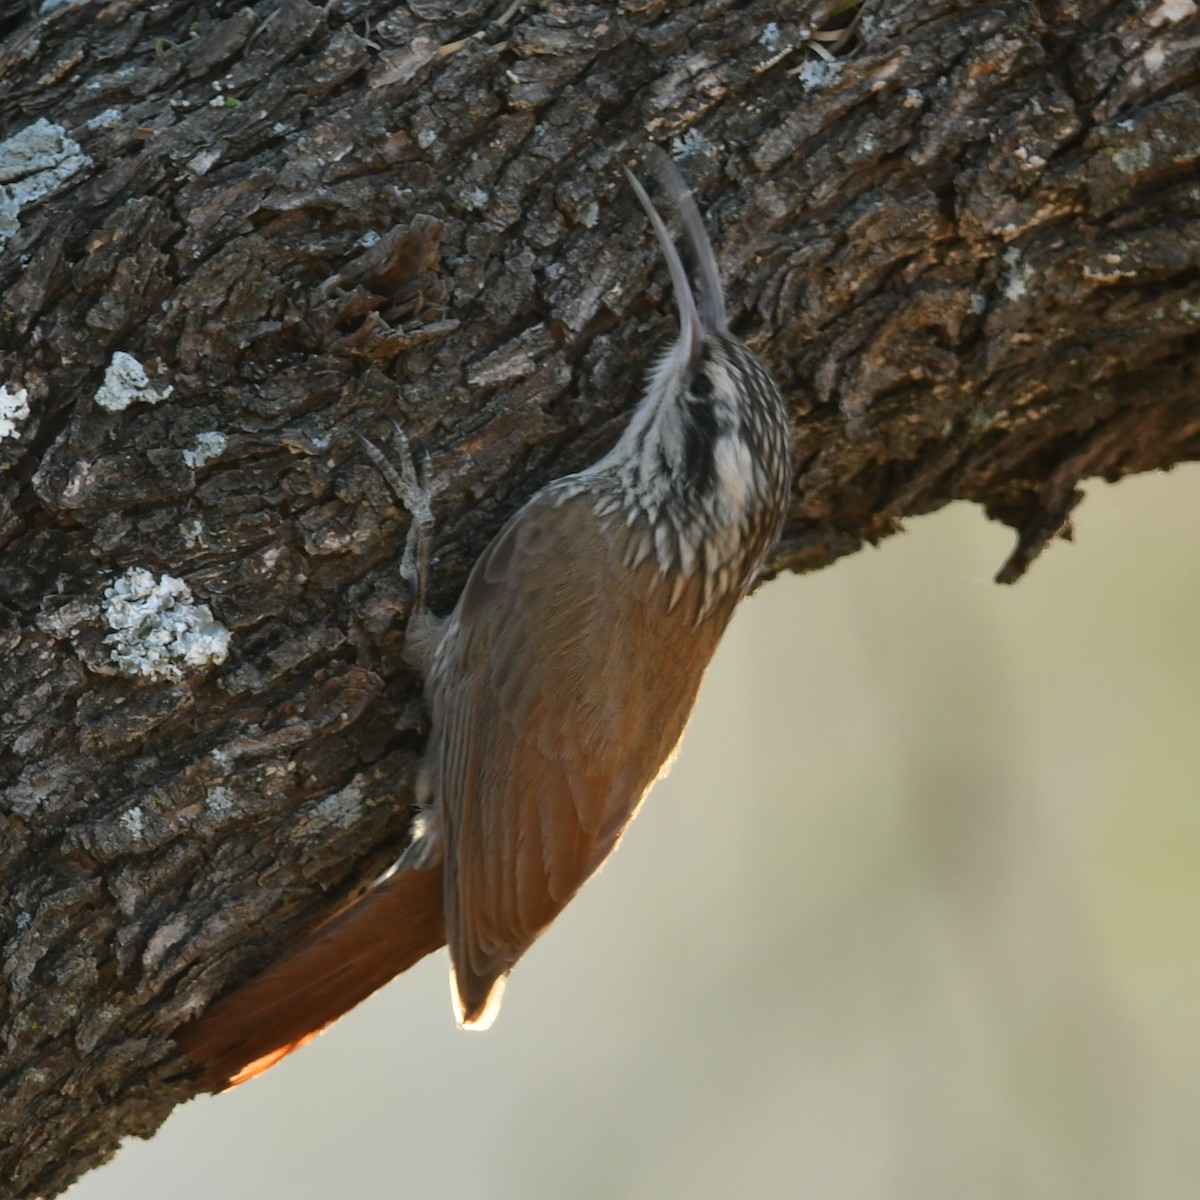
[{"left": 433, "top": 488, "right": 733, "bottom": 1022}]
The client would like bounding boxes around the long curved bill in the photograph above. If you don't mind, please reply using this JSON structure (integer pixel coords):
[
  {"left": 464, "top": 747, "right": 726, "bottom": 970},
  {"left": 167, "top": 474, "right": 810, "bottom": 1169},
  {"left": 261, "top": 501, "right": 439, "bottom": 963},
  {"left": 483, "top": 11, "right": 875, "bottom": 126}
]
[
  {"left": 646, "top": 150, "right": 729, "bottom": 336},
  {"left": 624, "top": 166, "right": 704, "bottom": 374}
]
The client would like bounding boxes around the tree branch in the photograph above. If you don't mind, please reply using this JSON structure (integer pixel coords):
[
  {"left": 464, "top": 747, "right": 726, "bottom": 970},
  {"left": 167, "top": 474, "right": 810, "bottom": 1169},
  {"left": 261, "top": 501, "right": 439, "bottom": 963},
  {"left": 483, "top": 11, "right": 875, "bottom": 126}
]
[{"left": 1, "top": 0, "right": 1198, "bottom": 1193}]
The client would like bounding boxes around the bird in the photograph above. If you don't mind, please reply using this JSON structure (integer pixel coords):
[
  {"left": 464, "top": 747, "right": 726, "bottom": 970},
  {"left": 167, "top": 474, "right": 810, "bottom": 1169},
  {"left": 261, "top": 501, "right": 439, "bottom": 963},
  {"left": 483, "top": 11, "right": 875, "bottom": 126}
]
[{"left": 176, "top": 152, "right": 793, "bottom": 1090}]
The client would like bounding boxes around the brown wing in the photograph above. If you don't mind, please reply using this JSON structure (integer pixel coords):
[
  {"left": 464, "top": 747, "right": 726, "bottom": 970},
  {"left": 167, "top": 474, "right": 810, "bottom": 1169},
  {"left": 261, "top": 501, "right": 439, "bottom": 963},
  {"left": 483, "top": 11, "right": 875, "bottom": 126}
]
[{"left": 432, "top": 487, "right": 732, "bottom": 1024}]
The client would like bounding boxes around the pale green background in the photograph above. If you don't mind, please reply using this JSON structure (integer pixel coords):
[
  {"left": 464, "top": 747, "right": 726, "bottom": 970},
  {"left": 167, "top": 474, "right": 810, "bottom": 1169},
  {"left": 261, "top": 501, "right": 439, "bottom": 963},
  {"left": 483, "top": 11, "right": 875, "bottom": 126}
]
[{"left": 68, "top": 466, "right": 1200, "bottom": 1200}]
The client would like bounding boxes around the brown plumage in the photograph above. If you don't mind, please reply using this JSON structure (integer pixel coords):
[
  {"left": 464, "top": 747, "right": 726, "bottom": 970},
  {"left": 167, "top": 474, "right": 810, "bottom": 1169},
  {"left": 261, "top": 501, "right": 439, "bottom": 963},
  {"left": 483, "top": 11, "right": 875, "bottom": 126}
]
[
  {"left": 435, "top": 488, "right": 740, "bottom": 1023},
  {"left": 177, "top": 154, "right": 792, "bottom": 1089},
  {"left": 179, "top": 863, "right": 444, "bottom": 1090}
]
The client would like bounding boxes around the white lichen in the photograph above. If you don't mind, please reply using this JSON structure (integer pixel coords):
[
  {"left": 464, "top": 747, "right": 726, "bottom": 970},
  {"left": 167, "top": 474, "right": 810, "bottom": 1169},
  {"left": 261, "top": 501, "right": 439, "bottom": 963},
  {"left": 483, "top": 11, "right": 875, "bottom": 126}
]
[
  {"left": 182, "top": 430, "right": 227, "bottom": 469},
  {"left": 460, "top": 185, "right": 489, "bottom": 211},
  {"left": 85, "top": 108, "right": 125, "bottom": 131},
  {"left": 759, "top": 22, "right": 781, "bottom": 44},
  {"left": 0, "top": 383, "right": 30, "bottom": 441},
  {"left": 205, "top": 785, "right": 234, "bottom": 814},
  {"left": 103, "top": 567, "right": 231, "bottom": 681},
  {"left": 295, "top": 777, "right": 360, "bottom": 835},
  {"left": 796, "top": 59, "right": 842, "bottom": 92},
  {"left": 1112, "top": 140, "right": 1155, "bottom": 174},
  {"left": 671, "top": 128, "right": 716, "bottom": 160},
  {"left": 94, "top": 351, "right": 173, "bottom": 412},
  {"left": 577, "top": 198, "right": 599, "bottom": 228},
  {"left": 0, "top": 118, "right": 91, "bottom": 246},
  {"left": 1001, "top": 247, "right": 1034, "bottom": 301}
]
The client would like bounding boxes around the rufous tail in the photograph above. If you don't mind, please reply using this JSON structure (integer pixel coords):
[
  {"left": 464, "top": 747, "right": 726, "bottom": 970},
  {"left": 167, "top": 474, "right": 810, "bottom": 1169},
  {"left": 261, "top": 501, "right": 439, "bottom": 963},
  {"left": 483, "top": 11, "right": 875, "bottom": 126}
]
[{"left": 176, "top": 861, "right": 446, "bottom": 1091}]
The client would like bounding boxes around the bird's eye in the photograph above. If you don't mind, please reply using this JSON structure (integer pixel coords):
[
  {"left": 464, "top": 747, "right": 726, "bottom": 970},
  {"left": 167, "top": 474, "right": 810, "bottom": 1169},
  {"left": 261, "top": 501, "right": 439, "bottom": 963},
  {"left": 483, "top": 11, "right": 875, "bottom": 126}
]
[{"left": 689, "top": 373, "right": 713, "bottom": 397}]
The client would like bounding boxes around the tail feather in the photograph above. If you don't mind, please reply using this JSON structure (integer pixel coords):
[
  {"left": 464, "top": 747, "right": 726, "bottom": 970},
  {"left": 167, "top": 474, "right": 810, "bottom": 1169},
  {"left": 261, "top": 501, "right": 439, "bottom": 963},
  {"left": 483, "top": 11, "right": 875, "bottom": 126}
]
[
  {"left": 452, "top": 965, "right": 507, "bottom": 1031},
  {"left": 177, "top": 861, "right": 446, "bottom": 1091}
]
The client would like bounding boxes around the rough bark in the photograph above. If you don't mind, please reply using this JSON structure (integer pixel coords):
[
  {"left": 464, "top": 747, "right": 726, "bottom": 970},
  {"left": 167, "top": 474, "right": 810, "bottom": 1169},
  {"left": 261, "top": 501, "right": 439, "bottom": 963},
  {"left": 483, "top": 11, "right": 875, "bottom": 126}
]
[{"left": 0, "top": 0, "right": 1197, "bottom": 1193}]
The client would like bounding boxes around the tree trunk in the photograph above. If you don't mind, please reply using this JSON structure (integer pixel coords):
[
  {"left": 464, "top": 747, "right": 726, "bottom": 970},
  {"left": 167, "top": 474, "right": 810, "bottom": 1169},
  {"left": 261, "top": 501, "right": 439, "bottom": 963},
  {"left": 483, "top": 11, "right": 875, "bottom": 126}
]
[{"left": 1, "top": 0, "right": 1197, "bottom": 1192}]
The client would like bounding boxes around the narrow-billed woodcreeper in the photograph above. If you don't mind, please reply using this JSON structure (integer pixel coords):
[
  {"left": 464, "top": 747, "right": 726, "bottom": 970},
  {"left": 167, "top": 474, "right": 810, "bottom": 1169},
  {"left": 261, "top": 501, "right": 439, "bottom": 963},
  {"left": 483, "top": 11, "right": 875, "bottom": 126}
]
[{"left": 178, "top": 155, "right": 793, "bottom": 1090}]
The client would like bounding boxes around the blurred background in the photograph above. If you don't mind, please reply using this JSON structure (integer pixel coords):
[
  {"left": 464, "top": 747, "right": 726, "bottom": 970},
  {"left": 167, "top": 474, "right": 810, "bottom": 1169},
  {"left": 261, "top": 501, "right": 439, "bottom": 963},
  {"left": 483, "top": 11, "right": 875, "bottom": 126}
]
[{"left": 70, "top": 466, "right": 1200, "bottom": 1200}]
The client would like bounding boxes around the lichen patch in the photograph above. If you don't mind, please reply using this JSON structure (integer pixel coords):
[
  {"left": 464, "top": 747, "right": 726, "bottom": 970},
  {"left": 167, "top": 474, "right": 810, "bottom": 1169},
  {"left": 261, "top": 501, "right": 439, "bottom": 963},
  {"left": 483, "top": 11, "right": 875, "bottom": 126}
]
[
  {"left": 94, "top": 352, "right": 173, "bottom": 412},
  {"left": 0, "top": 118, "right": 91, "bottom": 246},
  {"left": 0, "top": 383, "right": 30, "bottom": 440},
  {"left": 102, "top": 568, "right": 231, "bottom": 681}
]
